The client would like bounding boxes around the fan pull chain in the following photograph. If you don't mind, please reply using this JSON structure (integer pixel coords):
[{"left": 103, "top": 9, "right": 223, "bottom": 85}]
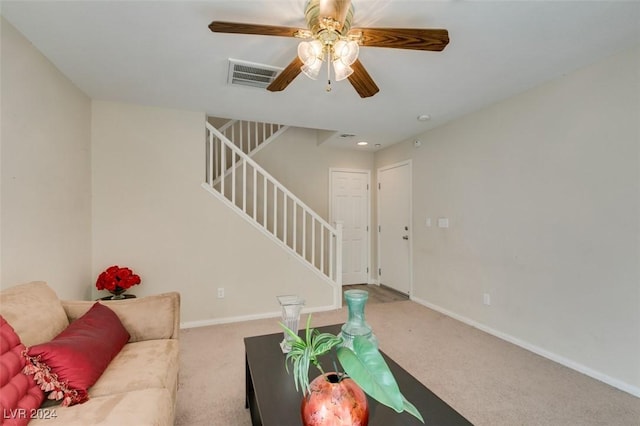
[{"left": 326, "top": 51, "right": 332, "bottom": 92}]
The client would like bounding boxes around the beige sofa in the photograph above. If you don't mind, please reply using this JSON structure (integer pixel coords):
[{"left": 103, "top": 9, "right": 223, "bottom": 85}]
[{"left": 0, "top": 281, "right": 180, "bottom": 426}]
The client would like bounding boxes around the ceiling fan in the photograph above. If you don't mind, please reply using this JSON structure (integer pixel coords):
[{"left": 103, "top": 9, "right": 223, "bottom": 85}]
[{"left": 209, "top": 0, "right": 449, "bottom": 98}]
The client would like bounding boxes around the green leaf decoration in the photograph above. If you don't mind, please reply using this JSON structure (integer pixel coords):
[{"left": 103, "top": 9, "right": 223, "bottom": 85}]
[
  {"left": 402, "top": 394, "right": 425, "bottom": 423},
  {"left": 337, "top": 336, "right": 424, "bottom": 423},
  {"left": 337, "top": 336, "right": 403, "bottom": 412}
]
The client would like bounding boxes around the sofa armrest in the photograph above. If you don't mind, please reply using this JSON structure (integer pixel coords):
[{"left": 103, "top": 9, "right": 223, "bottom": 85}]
[{"left": 62, "top": 292, "right": 180, "bottom": 342}]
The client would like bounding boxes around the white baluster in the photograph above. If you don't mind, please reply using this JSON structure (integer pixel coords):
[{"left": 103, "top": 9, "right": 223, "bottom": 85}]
[
  {"left": 263, "top": 177, "right": 267, "bottom": 228},
  {"left": 311, "top": 218, "right": 316, "bottom": 268},
  {"left": 220, "top": 142, "right": 226, "bottom": 198},
  {"left": 242, "top": 159, "right": 247, "bottom": 212},
  {"left": 293, "top": 202, "right": 297, "bottom": 253},
  {"left": 273, "top": 185, "right": 278, "bottom": 238},
  {"left": 320, "top": 225, "right": 324, "bottom": 273},
  {"left": 283, "top": 194, "right": 287, "bottom": 245},
  {"left": 302, "top": 211, "right": 307, "bottom": 260},
  {"left": 208, "top": 131, "right": 213, "bottom": 185},
  {"left": 231, "top": 151, "right": 236, "bottom": 205},
  {"left": 253, "top": 167, "right": 257, "bottom": 220}
]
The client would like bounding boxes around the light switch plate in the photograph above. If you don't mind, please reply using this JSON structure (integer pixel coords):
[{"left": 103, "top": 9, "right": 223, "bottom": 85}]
[{"left": 438, "top": 218, "right": 449, "bottom": 228}]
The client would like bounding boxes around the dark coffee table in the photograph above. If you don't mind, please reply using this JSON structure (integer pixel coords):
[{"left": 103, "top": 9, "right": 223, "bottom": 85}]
[{"left": 244, "top": 324, "right": 472, "bottom": 425}]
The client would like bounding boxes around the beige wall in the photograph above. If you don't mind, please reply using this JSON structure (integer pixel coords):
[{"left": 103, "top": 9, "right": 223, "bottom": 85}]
[
  {"left": 91, "top": 101, "right": 333, "bottom": 324},
  {"left": 375, "top": 46, "right": 640, "bottom": 393},
  {"left": 0, "top": 18, "right": 92, "bottom": 299}
]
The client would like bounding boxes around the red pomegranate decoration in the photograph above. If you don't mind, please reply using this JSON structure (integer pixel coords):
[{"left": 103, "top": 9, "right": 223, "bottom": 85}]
[{"left": 301, "top": 373, "right": 369, "bottom": 426}]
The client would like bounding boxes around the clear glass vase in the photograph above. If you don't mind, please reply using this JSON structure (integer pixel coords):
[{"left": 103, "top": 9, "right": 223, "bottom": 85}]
[
  {"left": 277, "top": 295, "right": 305, "bottom": 353},
  {"left": 338, "top": 289, "right": 377, "bottom": 350}
]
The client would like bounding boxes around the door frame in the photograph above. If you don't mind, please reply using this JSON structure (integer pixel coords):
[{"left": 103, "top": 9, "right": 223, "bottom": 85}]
[
  {"left": 376, "top": 160, "right": 413, "bottom": 295},
  {"left": 328, "top": 168, "right": 372, "bottom": 285}
]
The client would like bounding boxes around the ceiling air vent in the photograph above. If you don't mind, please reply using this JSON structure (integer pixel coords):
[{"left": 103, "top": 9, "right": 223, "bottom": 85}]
[{"left": 227, "top": 59, "right": 282, "bottom": 89}]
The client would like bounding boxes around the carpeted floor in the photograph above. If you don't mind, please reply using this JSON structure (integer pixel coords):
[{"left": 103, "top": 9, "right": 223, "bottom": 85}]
[{"left": 175, "top": 299, "right": 640, "bottom": 426}]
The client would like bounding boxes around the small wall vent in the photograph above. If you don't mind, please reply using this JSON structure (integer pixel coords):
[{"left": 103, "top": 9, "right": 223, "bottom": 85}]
[{"left": 227, "top": 59, "right": 282, "bottom": 89}]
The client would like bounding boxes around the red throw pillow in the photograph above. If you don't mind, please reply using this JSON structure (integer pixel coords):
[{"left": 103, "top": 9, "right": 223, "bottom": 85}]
[
  {"left": 23, "top": 302, "right": 130, "bottom": 406},
  {"left": 0, "top": 315, "right": 45, "bottom": 426}
]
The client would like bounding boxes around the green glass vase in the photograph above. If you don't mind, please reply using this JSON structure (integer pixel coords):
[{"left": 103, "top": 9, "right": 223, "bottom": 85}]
[{"left": 339, "top": 289, "right": 378, "bottom": 350}]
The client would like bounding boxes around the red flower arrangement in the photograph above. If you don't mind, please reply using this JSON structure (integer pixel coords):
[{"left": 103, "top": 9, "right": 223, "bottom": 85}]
[{"left": 96, "top": 265, "right": 141, "bottom": 293}]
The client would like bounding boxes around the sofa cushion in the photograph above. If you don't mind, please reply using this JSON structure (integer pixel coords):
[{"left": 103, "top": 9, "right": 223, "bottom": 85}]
[
  {"left": 23, "top": 303, "right": 130, "bottom": 406},
  {"left": 27, "top": 388, "right": 174, "bottom": 426},
  {"left": 0, "top": 316, "right": 45, "bottom": 426},
  {"left": 89, "top": 339, "right": 179, "bottom": 400},
  {"left": 62, "top": 292, "right": 180, "bottom": 342},
  {"left": 0, "top": 282, "right": 69, "bottom": 347}
]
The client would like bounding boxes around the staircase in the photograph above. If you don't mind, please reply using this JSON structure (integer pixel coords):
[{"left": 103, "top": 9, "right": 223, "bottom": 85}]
[{"left": 202, "top": 120, "right": 343, "bottom": 307}]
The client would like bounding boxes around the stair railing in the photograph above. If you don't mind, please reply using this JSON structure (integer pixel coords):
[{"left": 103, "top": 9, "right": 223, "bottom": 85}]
[
  {"left": 211, "top": 119, "right": 289, "bottom": 186},
  {"left": 203, "top": 122, "right": 342, "bottom": 304},
  {"left": 218, "top": 119, "right": 288, "bottom": 155}
]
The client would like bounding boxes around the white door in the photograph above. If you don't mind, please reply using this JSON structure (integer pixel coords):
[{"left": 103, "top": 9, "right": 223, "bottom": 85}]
[
  {"left": 330, "top": 169, "right": 370, "bottom": 285},
  {"left": 377, "top": 161, "right": 411, "bottom": 294}
]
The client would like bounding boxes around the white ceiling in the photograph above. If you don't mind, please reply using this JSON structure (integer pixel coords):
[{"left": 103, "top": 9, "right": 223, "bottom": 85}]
[{"left": 2, "top": 1, "right": 639, "bottom": 150}]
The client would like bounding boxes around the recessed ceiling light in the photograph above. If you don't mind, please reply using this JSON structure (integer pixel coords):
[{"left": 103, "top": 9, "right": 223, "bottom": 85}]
[
  {"left": 417, "top": 114, "right": 431, "bottom": 121},
  {"left": 357, "top": 141, "right": 369, "bottom": 146}
]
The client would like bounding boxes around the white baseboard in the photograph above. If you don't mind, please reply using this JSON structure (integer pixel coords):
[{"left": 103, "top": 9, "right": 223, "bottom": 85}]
[
  {"left": 410, "top": 295, "right": 640, "bottom": 398},
  {"left": 180, "top": 304, "right": 337, "bottom": 329}
]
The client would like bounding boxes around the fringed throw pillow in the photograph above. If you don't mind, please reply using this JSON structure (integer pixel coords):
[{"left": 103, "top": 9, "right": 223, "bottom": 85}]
[{"left": 23, "top": 302, "right": 130, "bottom": 407}]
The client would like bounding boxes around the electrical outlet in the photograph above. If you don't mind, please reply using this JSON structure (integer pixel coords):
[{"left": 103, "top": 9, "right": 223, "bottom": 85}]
[
  {"left": 438, "top": 217, "right": 449, "bottom": 228},
  {"left": 483, "top": 293, "right": 491, "bottom": 306},
  {"left": 217, "top": 288, "right": 225, "bottom": 299}
]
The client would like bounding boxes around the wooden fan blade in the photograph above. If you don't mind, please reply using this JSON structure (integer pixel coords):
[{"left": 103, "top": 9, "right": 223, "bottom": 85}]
[
  {"left": 349, "top": 27, "right": 449, "bottom": 51},
  {"left": 347, "top": 59, "right": 379, "bottom": 98},
  {"left": 267, "top": 57, "right": 304, "bottom": 92},
  {"left": 319, "top": 0, "right": 351, "bottom": 30},
  {"left": 209, "top": 21, "right": 303, "bottom": 38}
]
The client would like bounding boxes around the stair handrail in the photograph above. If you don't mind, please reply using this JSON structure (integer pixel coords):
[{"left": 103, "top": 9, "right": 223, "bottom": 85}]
[{"left": 217, "top": 119, "right": 237, "bottom": 134}]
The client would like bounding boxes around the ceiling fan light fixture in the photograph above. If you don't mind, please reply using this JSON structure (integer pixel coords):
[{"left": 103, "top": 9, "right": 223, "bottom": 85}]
[{"left": 209, "top": 0, "right": 450, "bottom": 98}]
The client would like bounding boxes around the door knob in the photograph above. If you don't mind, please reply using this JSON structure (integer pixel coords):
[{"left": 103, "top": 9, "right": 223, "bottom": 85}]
[{"left": 402, "top": 235, "right": 409, "bottom": 240}]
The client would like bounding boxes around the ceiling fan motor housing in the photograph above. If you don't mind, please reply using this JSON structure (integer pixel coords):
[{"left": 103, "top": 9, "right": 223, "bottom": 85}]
[{"left": 305, "top": 0, "right": 354, "bottom": 35}]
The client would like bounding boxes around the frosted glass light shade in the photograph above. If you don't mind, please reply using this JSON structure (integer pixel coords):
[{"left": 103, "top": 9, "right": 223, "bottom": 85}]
[
  {"left": 333, "top": 40, "right": 359, "bottom": 66},
  {"left": 298, "top": 40, "right": 324, "bottom": 80},
  {"left": 298, "top": 40, "right": 323, "bottom": 64},
  {"left": 332, "top": 59, "right": 353, "bottom": 81},
  {"left": 302, "top": 59, "right": 323, "bottom": 80}
]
